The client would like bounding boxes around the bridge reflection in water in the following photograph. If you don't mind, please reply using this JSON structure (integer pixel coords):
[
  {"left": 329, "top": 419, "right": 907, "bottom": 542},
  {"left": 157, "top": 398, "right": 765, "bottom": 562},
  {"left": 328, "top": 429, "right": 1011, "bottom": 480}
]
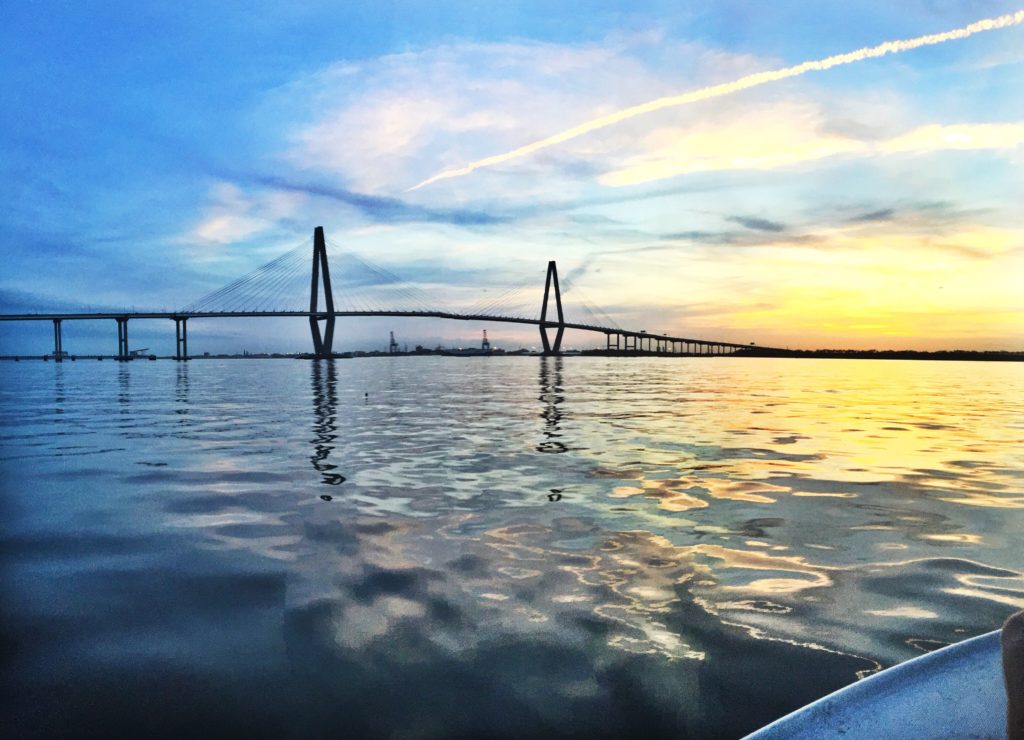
[
  {"left": 537, "top": 357, "right": 567, "bottom": 456},
  {"left": 311, "top": 360, "right": 345, "bottom": 488},
  {"left": 6, "top": 358, "right": 1020, "bottom": 737}
]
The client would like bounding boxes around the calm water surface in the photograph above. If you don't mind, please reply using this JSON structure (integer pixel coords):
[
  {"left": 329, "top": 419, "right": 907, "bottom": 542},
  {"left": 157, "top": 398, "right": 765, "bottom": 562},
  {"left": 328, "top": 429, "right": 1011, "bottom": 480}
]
[{"left": 1, "top": 357, "right": 1022, "bottom": 738}]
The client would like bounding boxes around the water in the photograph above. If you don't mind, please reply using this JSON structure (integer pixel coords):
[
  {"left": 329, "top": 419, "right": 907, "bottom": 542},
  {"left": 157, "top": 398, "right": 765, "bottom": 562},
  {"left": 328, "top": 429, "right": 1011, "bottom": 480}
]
[{"left": 1, "top": 357, "right": 1022, "bottom": 738}]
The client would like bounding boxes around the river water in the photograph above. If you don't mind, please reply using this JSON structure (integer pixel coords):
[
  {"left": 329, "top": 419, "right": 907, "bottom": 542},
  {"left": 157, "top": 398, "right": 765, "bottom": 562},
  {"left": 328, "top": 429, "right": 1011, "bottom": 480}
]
[{"left": 1, "top": 357, "right": 1022, "bottom": 738}]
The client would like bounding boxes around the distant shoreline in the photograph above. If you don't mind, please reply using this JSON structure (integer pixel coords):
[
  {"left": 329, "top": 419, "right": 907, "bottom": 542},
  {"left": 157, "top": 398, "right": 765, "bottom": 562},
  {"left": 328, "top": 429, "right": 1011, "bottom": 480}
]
[
  {"left": 727, "top": 348, "right": 1024, "bottom": 362},
  {"left": 2, "top": 349, "right": 1022, "bottom": 362}
]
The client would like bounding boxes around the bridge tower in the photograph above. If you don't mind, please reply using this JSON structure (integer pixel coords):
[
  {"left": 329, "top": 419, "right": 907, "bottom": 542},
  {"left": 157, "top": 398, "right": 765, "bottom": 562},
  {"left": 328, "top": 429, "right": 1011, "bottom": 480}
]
[
  {"left": 539, "top": 261, "right": 565, "bottom": 355},
  {"left": 309, "top": 226, "right": 336, "bottom": 358}
]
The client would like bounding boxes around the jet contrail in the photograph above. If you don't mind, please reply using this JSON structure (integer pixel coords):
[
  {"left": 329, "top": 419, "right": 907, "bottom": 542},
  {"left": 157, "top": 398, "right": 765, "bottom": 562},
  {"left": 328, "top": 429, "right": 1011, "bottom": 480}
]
[{"left": 408, "top": 9, "right": 1024, "bottom": 191}]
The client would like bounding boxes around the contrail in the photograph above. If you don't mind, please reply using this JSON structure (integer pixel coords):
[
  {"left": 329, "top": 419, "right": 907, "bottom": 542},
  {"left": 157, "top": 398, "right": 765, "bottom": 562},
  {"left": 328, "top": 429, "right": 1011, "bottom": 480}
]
[{"left": 408, "top": 9, "right": 1024, "bottom": 191}]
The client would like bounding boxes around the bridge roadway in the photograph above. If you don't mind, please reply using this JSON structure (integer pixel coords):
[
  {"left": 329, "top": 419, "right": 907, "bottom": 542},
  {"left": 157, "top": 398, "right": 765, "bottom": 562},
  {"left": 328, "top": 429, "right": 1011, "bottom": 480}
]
[{"left": 0, "top": 309, "right": 756, "bottom": 358}]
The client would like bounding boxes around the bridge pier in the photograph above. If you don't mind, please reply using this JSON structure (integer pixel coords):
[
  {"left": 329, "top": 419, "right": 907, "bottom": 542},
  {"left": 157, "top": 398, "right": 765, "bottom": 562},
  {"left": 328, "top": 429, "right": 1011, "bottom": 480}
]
[
  {"left": 174, "top": 318, "right": 189, "bottom": 360},
  {"left": 539, "top": 260, "right": 565, "bottom": 355},
  {"left": 116, "top": 318, "right": 129, "bottom": 361},
  {"left": 309, "top": 226, "right": 336, "bottom": 358},
  {"left": 52, "top": 319, "right": 62, "bottom": 361}
]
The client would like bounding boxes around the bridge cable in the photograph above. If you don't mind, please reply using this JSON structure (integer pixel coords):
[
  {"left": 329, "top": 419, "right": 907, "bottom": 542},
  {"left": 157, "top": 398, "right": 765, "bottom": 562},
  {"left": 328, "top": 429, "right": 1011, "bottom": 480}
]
[{"left": 180, "top": 237, "right": 310, "bottom": 313}]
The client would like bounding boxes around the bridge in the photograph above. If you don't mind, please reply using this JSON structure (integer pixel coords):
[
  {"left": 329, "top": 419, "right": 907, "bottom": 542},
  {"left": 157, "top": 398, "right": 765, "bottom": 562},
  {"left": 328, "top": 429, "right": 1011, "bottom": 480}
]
[{"left": 0, "top": 227, "right": 766, "bottom": 360}]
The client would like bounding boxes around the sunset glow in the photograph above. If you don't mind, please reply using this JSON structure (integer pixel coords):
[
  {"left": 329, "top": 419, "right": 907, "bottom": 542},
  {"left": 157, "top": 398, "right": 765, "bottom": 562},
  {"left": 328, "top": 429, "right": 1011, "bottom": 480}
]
[{"left": 2, "top": 1, "right": 1022, "bottom": 352}]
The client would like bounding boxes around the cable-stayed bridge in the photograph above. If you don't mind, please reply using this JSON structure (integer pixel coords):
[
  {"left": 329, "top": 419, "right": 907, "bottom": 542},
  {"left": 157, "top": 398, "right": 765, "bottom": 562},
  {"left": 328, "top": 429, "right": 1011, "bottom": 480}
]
[{"left": 0, "top": 227, "right": 767, "bottom": 360}]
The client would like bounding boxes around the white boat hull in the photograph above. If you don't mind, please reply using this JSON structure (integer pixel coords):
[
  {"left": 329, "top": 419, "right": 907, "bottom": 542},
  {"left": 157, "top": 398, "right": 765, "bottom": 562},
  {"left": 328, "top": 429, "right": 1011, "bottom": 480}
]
[{"left": 745, "top": 630, "right": 1005, "bottom": 739}]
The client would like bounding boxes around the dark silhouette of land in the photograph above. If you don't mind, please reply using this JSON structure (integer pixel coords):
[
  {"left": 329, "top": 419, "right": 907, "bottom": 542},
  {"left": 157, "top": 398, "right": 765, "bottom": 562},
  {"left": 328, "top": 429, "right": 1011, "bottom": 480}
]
[
  {"left": 729, "top": 347, "right": 1024, "bottom": 362},
  {"left": 3, "top": 347, "right": 1022, "bottom": 362}
]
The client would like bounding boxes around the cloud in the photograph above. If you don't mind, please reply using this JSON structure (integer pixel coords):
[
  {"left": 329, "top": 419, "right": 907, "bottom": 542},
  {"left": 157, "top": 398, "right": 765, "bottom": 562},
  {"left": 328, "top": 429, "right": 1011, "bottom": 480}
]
[
  {"left": 848, "top": 208, "right": 895, "bottom": 223},
  {"left": 598, "top": 114, "right": 1024, "bottom": 187},
  {"left": 271, "top": 34, "right": 771, "bottom": 201},
  {"left": 879, "top": 122, "right": 1024, "bottom": 153},
  {"left": 409, "top": 9, "right": 1024, "bottom": 189},
  {"left": 192, "top": 182, "right": 304, "bottom": 244},
  {"left": 247, "top": 174, "right": 508, "bottom": 226},
  {"left": 727, "top": 216, "right": 786, "bottom": 232}
]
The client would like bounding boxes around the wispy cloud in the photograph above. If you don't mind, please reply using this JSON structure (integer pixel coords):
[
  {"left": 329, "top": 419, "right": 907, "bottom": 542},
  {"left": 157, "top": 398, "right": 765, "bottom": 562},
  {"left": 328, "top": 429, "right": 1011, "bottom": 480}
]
[
  {"left": 189, "top": 174, "right": 511, "bottom": 247},
  {"left": 248, "top": 174, "right": 508, "bottom": 226},
  {"left": 848, "top": 208, "right": 895, "bottom": 223},
  {"left": 409, "top": 9, "right": 1024, "bottom": 190},
  {"left": 599, "top": 115, "right": 1024, "bottom": 187},
  {"left": 272, "top": 34, "right": 771, "bottom": 202},
  {"left": 727, "top": 216, "right": 786, "bottom": 232},
  {"left": 192, "top": 182, "right": 304, "bottom": 244}
]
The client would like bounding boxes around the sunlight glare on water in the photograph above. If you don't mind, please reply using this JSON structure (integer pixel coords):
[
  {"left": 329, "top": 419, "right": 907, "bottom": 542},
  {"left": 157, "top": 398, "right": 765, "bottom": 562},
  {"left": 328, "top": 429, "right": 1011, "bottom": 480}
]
[{"left": 1, "top": 357, "right": 1022, "bottom": 737}]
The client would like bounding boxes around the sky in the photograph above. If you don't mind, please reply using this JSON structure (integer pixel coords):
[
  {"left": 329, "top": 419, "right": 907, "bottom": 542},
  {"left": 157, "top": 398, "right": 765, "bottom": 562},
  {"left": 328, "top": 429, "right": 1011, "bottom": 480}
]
[{"left": 2, "top": 0, "right": 1023, "bottom": 354}]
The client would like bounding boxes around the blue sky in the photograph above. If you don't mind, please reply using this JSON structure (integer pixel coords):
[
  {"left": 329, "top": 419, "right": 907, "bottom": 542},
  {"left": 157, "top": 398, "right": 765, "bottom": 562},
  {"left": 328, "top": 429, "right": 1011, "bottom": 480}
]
[{"left": 2, "top": 1, "right": 1023, "bottom": 354}]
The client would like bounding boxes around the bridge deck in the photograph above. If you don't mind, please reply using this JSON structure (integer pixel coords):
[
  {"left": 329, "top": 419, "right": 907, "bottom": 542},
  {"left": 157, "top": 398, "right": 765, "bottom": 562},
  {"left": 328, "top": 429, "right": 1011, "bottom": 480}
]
[{"left": 0, "top": 310, "right": 756, "bottom": 349}]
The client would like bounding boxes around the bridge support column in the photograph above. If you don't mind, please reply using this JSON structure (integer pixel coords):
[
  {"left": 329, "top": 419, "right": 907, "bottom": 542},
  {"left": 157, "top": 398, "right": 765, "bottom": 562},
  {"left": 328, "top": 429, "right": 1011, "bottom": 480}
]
[
  {"left": 174, "top": 318, "right": 189, "bottom": 360},
  {"left": 309, "top": 226, "right": 336, "bottom": 358},
  {"left": 52, "top": 319, "right": 62, "bottom": 361},
  {"left": 539, "top": 260, "right": 564, "bottom": 355},
  {"left": 116, "top": 318, "right": 129, "bottom": 361}
]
